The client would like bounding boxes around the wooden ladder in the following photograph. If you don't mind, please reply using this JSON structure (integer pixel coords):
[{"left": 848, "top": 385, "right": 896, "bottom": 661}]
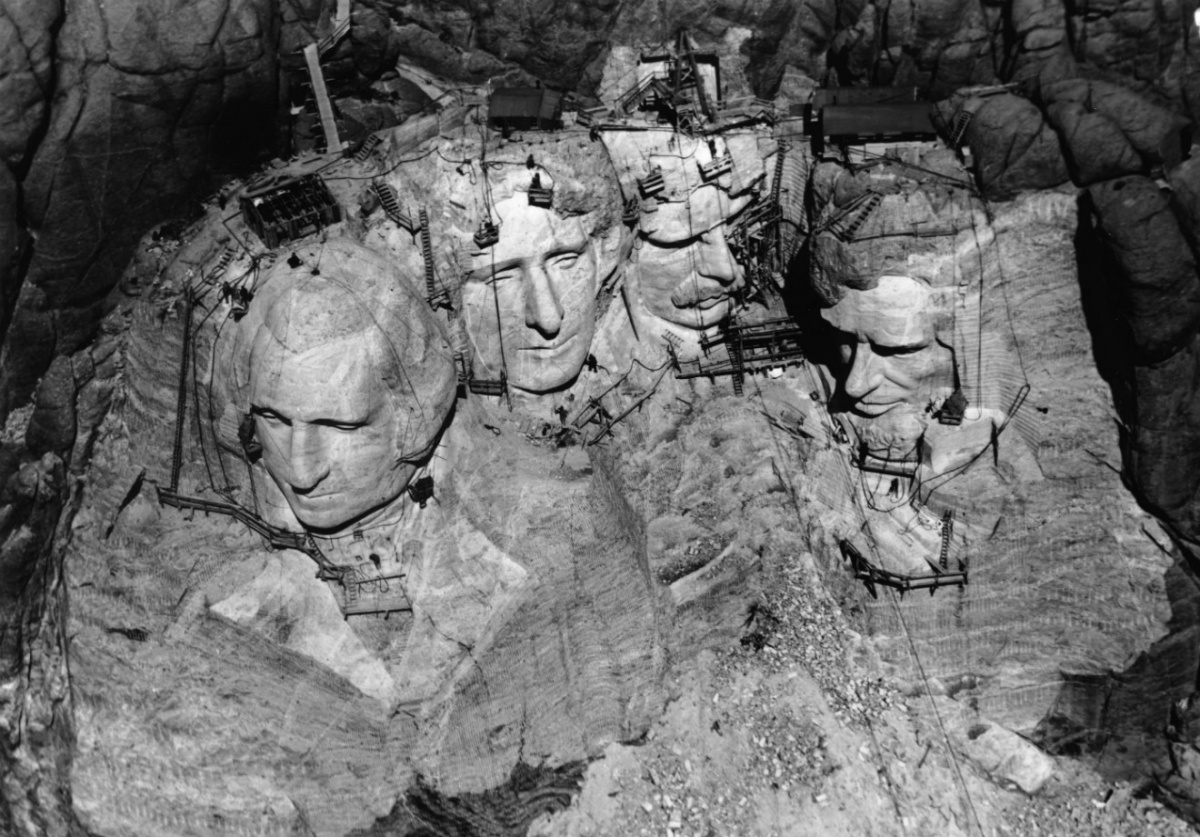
[
  {"left": 419, "top": 208, "right": 437, "bottom": 301},
  {"left": 939, "top": 510, "right": 955, "bottom": 570},
  {"left": 353, "top": 133, "right": 382, "bottom": 162},
  {"left": 949, "top": 110, "right": 973, "bottom": 147},
  {"left": 838, "top": 192, "right": 882, "bottom": 240},
  {"left": 373, "top": 180, "right": 412, "bottom": 230}
]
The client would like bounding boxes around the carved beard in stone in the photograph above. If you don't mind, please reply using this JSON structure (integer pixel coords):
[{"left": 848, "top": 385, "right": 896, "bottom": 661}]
[
  {"left": 462, "top": 195, "right": 597, "bottom": 394},
  {"left": 632, "top": 184, "right": 750, "bottom": 335},
  {"left": 822, "top": 274, "right": 956, "bottom": 459}
]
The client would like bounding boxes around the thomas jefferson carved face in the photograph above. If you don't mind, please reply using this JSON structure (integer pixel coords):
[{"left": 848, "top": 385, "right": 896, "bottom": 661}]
[
  {"left": 250, "top": 330, "right": 428, "bottom": 532},
  {"left": 822, "top": 274, "right": 956, "bottom": 453},
  {"left": 462, "top": 195, "right": 597, "bottom": 394}
]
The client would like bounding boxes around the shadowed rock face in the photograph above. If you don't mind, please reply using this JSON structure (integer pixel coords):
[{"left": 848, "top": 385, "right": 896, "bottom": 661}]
[
  {"left": 0, "top": 0, "right": 287, "bottom": 423},
  {"left": 1085, "top": 174, "right": 1200, "bottom": 544}
]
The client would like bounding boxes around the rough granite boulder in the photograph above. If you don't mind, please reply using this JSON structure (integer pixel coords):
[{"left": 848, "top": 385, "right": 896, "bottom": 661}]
[
  {"left": 1007, "top": 0, "right": 1077, "bottom": 85},
  {"left": 1043, "top": 79, "right": 1191, "bottom": 184},
  {"left": 874, "top": 0, "right": 998, "bottom": 93},
  {"left": 966, "top": 93, "right": 1070, "bottom": 200},
  {"left": 0, "top": 0, "right": 61, "bottom": 363},
  {"left": 1065, "top": 0, "right": 1186, "bottom": 86},
  {"left": 0, "top": 0, "right": 284, "bottom": 422},
  {"left": 1086, "top": 174, "right": 1200, "bottom": 545},
  {"left": 1044, "top": 100, "right": 1143, "bottom": 185},
  {"left": 1087, "top": 177, "right": 1200, "bottom": 363},
  {"left": 0, "top": 0, "right": 61, "bottom": 168}
]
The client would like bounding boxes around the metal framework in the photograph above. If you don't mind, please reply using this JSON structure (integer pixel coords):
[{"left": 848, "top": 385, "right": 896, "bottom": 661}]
[
  {"left": 240, "top": 174, "right": 341, "bottom": 249},
  {"left": 675, "top": 316, "right": 805, "bottom": 394},
  {"left": 839, "top": 538, "right": 967, "bottom": 598}
]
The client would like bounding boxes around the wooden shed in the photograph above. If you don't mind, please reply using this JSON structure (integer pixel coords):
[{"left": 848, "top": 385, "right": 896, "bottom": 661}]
[{"left": 487, "top": 87, "right": 563, "bottom": 133}]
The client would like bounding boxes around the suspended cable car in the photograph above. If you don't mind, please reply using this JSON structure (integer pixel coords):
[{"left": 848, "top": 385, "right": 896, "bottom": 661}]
[
  {"left": 621, "top": 197, "right": 640, "bottom": 226},
  {"left": 237, "top": 413, "right": 262, "bottom": 463},
  {"left": 528, "top": 173, "right": 553, "bottom": 208},
  {"left": 936, "top": 388, "right": 968, "bottom": 426},
  {"left": 473, "top": 219, "right": 500, "bottom": 249},
  {"left": 639, "top": 166, "right": 666, "bottom": 198},
  {"left": 855, "top": 442, "right": 919, "bottom": 478},
  {"left": 468, "top": 370, "right": 508, "bottom": 398},
  {"left": 699, "top": 140, "right": 732, "bottom": 180},
  {"left": 407, "top": 475, "right": 435, "bottom": 508}
]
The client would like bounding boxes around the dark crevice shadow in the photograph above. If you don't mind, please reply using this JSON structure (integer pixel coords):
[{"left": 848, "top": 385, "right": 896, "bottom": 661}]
[
  {"left": 1072, "top": 191, "right": 1136, "bottom": 417},
  {"left": 352, "top": 760, "right": 587, "bottom": 837}
]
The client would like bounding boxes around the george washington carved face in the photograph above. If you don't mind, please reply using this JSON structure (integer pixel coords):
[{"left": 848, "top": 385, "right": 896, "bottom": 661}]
[{"left": 217, "top": 239, "right": 457, "bottom": 533}]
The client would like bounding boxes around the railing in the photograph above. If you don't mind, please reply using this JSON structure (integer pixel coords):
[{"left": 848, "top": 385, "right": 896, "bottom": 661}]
[
  {"left": 840, "top": 538, "right": 967, "bottom": 599},
  {"left": 616, "top": 72, "right": 670, "bottom": 114},
  {"left": 155, "top": 486, "right": 348, "bottom": 583},
  {"left": 316, "top": 15, "right": 351, "bottom": 57}
]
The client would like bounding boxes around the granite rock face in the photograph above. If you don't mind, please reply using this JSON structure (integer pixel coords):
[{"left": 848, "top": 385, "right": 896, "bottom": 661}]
[
  {"left": 1085, "top": 172, "right": 1200, "bottom": 545},
  {"left": 0, "top": 0, "right": 285, "bottom": 424},
  {"left": 5, "top": 1, "right": 1200, "bottom": 834},
  {"left": 797, "top": 162, "right": 1186, "bottom": 759},
  {"left": 1043, "top": 79, "right": 1190, "bottom": 184},
  {"left": 966, "top": 94, "right": 1071, "bottom": 200}
]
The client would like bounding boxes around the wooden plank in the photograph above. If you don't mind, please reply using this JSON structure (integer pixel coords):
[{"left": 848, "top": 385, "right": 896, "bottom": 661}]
[{"left": 303, "top": 43, "right": 342, "bottom": 153}]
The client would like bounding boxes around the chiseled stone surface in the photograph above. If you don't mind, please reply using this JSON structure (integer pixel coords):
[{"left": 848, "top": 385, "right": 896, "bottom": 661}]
[
  {"left": 62, "top": 205, "right": 665, "bottom": 833},
  {"left": 6, "top": 3, "right": 1200, "bottom": 834},
  {"left": 798, "top": 174, "right": 1183, "bottom": 750},
  {"left": 966, "top": 94, "right": 1071, "bottom": 200}
]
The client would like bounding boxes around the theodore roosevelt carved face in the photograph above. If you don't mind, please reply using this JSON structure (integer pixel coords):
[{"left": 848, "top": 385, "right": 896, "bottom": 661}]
[{"left": 632, "top": 183, "right": 751, "bottom": 333}]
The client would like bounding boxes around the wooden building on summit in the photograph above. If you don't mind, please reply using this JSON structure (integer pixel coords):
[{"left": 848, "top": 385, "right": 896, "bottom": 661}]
[
  {"left": 811, "top": 102, "right": 938, "bottom": 155},
  {"left": 487, "top": 87, "right": 564, "bottom": 133}
]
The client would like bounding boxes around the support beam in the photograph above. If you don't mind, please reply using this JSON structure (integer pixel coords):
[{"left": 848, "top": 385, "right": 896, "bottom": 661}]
[{"left": 303, "top": 43, "right": 342, "bottom": 154}]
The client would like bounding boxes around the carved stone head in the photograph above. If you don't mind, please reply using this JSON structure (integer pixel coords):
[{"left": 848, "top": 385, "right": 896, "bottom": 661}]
[
  {"left": 460, "top": 171, "right": 600, "bottom": 395},
  {"left": 601, "top": 131, "right": 764, "bottom": 356},
  {"left": 820, "top": 272, "right": 956, "bottom": 457},
  {"left": 214, "top": 239, "right": 457, "bottom": 532},
  {"left": 381, "top": 134, "right": 627, "bottom": 398},
  {"left": 807, "top": 170, "right": 1011, "bottom": 464}
]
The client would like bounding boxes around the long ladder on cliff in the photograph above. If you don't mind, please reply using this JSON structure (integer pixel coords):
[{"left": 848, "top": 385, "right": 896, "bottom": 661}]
[
  {"left": 419, "top": 209, "right": 436, "bottom": 299},
  {"left": 728, "top": 329, "right": 746, "bottom": 396},
  {"left": 169, "top": 289, "right": 195, "bottom": 492},
  {"left": 372, "top": 180, "right": 414, "bottom": 231},
  {"left": 767, "top": 140, "right": 789, "bottom": 272},
  {"left": 938, "top": 509, "right": 955, "bottom": 570},
  {"left": 418, "top": 207, "right": 449, "bottom": 311}
]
